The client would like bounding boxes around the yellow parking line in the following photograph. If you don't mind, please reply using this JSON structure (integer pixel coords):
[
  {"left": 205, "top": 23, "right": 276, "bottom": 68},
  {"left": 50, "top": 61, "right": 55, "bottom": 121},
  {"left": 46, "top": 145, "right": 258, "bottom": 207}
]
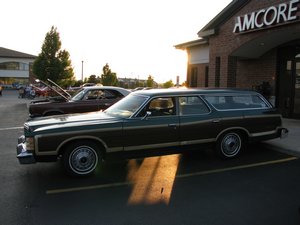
[
  {"left": 46, "top": 181, "right": 130, "bottom": 194},
  {"left": 46, "top": 156, "right": 298, "bottom": 195},
  {"left": 176, "top": 156, "right": 298, "bottom": 178}
]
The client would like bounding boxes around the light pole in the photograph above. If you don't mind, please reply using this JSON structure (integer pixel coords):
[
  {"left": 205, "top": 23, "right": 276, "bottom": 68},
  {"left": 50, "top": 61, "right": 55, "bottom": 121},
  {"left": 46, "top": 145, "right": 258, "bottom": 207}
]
[{"left": 81, "top": 61, "right": 84, "bottom": 81}]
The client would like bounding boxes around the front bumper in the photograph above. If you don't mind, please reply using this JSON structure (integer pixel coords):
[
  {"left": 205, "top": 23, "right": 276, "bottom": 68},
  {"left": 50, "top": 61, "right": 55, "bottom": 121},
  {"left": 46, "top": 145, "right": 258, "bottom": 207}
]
[
  {"left": 280, "top": 128, "right": 289, "bottom": 139},
  {"left": 16, "top": 135, "right": 36, "bottom": 164}
]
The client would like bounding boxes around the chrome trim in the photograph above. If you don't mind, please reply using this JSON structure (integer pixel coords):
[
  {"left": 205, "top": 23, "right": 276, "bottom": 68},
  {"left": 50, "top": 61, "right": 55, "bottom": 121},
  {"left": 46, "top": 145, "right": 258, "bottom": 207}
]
[
  {"left": 106, "top": 147, "right": 123, "bottom": 153},
  {"left": 18, "top": 135, "right": 25, "bottom": 144},
  {"left": 280, "top": 128, "right": 289, "bottom": 139},
  {"left": 181, "top": 138, "right": 215, "bottom": 145},
  {"left": 16, "top": 142, "right": 36, "bottom": 164},
  {"left": 243, "top": 114, "right": 281, "bottom": 119},
  {"left": 123, "top": 123, "right": 179, "bottom": 131},
  {"left": 35, "top": 132, "right": 112, "bottom": 156},
  {"left": 124, "top": 142, "right": 179, "bottom": 151},
  {"left": 250, "top": 130, "right": 277, "bottom": 137}
]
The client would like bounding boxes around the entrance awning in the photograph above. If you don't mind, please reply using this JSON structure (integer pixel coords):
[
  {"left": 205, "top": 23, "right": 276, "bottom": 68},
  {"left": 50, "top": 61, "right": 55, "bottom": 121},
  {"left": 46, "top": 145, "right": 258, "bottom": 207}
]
[{"left": 231, "top": 27, "right": 300, "bottom": 58}]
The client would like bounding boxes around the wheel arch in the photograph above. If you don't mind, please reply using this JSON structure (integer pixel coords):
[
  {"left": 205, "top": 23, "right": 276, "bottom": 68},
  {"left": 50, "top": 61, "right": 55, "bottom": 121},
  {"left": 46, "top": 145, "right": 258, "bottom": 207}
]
[
  {"left": 57, "top": 136, "right": 108, "bottom": 157},
  {"left": 216, "top": 127, "right": 250, "bottom": 142},
  {"left": 43, "top": 109, "right": 64, "bottom": 116}
]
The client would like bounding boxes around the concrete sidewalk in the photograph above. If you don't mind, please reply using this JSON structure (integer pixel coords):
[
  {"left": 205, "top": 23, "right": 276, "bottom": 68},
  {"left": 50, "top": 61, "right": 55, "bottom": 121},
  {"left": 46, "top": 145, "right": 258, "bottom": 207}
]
[{"left": 263, "top": 118, "right": 300, "bottom": 157}]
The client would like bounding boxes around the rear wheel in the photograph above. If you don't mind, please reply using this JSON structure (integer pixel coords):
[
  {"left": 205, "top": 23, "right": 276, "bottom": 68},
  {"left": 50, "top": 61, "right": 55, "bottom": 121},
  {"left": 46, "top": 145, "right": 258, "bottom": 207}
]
[
  {"left": 216, "top": 131, "right": 244, "bottom": 158},
  {"left": 63, "top": 141, "right": 101, "bottom": 176}
]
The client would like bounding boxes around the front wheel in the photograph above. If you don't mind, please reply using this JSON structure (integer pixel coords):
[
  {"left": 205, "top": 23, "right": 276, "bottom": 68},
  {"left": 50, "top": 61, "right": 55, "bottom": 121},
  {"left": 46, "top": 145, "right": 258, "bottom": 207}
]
[
  {"left": 63, "top": 141, "right": 101, "bottom": 176},
  {"left": 216, "top": 131, "right": 244, "bottom": 158}
]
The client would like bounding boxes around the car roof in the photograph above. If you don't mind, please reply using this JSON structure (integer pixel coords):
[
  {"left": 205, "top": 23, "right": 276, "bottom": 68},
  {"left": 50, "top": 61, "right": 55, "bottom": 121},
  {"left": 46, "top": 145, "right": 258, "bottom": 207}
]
[
  {"left": 132, "top": 88, "right": 259, "bottom": 97},
  {"left": 82, "top": 86, "right": 131, "bottom": 96}
]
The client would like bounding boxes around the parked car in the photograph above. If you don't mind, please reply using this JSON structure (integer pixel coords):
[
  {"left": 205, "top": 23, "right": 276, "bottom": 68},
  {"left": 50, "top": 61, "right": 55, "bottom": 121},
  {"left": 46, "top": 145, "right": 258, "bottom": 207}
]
[
  {"left": 29, "top": 85, "right": 130, "bottom": 117},
  {"left": 17, "top": 88, "right": 288, "bottom": 176},
  {"left": 33, "top": 86, "right": 50, "bottom": 97}
]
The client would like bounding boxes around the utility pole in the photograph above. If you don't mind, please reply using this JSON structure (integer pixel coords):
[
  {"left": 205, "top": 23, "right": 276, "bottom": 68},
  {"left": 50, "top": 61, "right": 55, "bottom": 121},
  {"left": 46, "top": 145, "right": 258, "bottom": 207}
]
[{"left": 81, "top": 61, "right": 84, "bottom": 81}]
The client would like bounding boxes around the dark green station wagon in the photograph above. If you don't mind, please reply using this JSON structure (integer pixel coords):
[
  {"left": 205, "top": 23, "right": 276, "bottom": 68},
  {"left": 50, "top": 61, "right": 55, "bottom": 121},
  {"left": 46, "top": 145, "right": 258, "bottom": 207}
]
[{"left": 17, "top": 88, "right": 288, "bottom": 176}]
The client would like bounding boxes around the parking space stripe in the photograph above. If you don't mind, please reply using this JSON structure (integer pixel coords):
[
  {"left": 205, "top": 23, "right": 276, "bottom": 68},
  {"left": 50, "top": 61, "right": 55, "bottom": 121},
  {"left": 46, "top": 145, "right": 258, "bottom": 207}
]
[
  {"left": 46, "top": 156, "right": 298, "bottom": 195},
  {"left": 0, "top": 126, "right": 23, "bottom": 131},
  {"left": 176, "top": 157, "right": 298, "bottom": 178},
  {"left": 46, "top": 181, "right": 131, "bottom": 194}
]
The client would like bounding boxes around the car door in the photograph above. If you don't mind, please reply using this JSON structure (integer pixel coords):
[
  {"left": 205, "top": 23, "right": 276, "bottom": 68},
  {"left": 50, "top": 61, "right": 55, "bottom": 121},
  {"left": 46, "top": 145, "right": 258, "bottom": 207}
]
[
  {"left": 68, "top": 89, "right": 101, "bottom": 113},
  {"left": 122, "top": 97, "right": 180, "bottom": 151},
  {"left": 178, "top": 96, "right": 220, "bottom": 146}
]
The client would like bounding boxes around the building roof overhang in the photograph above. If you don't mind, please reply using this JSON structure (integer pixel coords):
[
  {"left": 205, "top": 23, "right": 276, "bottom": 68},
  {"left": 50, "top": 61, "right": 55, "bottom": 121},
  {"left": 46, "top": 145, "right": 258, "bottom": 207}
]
[
  {"left": 197, "top": 0, "right": 250, "bottom": 38},
  {"left": 0, "top": 47, "right": 36, "bottom": 59},
  {"left": 174, "top": 39, "right": 208, "bottom": 50}
]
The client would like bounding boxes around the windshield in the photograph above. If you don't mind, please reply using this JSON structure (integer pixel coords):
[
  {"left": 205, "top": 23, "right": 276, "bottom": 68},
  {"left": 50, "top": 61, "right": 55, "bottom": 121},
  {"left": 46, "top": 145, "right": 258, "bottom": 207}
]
[
  {"left": 104, "top": 94, "right": 148, "bottom": 118},
  {"left": 71, "top": 89, "right": 85, "bottom": 101}
]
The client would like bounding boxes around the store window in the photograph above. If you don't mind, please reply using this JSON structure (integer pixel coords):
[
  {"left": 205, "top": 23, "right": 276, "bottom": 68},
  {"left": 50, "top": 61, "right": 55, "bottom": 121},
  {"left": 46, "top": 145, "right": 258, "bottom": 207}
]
[
  {"left": 215, "top": 57, "right": 220, "bottom": 87},
  {"left": 0, "top": 61, "right": 29, "bottom": 71},
  {"left": 191, "top": 67, "right": 198, "bottom": 87},
  {"left": 205, "top": 66, "right": 209, "bottom": 87}
]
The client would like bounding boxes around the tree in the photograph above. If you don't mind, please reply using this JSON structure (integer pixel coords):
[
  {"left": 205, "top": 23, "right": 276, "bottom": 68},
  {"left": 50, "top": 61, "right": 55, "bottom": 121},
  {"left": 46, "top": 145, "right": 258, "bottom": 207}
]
[
  {"left": 33, "top": 26, "right": 75, "bottom": 86},
  {"left": 101, "top": 63, "right": 118, "bottom": 86},
  {"left": 163, "top": 80, "right": 174, "bottom": 88},
  {"left": 147, "top": 75, "right": 156, "bottom": 88}
]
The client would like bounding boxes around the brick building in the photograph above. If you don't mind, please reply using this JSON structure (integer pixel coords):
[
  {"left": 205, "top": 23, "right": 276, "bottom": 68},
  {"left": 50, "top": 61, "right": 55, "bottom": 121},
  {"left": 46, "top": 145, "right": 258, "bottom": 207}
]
[{"left": 175, "top": 0, "right": 300, "bottom": 118}]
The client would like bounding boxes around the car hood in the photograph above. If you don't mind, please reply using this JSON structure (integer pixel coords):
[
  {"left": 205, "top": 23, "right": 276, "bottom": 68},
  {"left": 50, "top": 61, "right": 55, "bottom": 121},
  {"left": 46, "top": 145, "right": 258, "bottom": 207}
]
[{"left": 25, "top": 111, "right": 122, "bottom": 134}]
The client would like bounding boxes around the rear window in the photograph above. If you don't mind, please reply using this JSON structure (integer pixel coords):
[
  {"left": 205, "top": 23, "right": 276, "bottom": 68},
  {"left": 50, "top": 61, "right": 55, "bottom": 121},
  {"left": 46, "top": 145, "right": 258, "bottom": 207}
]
[{"left": 202, "top": 94, "right": 270, "bottom": 110}]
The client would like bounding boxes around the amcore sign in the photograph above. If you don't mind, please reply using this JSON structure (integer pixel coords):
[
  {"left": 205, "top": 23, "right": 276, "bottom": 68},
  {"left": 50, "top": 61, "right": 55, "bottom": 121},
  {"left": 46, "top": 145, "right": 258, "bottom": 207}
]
[{"left": 233, "top": 0, "right": 300, "bottom": 33}]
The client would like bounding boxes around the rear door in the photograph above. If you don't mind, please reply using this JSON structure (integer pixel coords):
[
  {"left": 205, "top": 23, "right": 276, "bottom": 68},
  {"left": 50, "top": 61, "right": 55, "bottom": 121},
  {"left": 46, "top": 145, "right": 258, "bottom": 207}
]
[{"left": 178, "top": 96, "right": 219, "bottom": 146}]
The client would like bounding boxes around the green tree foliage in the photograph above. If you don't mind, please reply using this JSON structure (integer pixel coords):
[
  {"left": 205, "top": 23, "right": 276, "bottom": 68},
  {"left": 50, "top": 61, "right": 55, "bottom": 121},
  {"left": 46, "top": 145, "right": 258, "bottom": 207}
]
[
  {"left": 33, "top": 26, "right": 75, "bottom": 86},
  {"left": 146, "top": 75, "right": 155, "bottom": 87},
  {"left": 101, "top": 63, "right": 118, "bottom": 86},
  {"left": 163, "top": 80, "right": 174, "bottom": 88},
  {"left": 86, "top": 74, "right": 101, "bottom": 84}
]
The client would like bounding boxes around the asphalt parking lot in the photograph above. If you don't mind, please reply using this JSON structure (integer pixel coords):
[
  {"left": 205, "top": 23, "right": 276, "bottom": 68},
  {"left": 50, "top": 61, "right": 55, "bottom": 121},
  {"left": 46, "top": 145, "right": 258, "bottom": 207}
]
[{"left": 1, "top": 89, "right": 300, "bottom": 225}]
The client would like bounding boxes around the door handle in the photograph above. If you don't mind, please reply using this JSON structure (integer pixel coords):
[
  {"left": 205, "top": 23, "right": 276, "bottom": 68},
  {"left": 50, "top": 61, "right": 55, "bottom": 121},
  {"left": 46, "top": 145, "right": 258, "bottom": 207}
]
[{"left": 212, "top": 119, "right": 220, "bottom": 123}]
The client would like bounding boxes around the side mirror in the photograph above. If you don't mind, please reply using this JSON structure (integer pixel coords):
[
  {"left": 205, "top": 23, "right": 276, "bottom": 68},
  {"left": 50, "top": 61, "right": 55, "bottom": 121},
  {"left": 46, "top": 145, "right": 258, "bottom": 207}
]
[{"left": 142, "top": 111, "right": 151, "bottom": 120}]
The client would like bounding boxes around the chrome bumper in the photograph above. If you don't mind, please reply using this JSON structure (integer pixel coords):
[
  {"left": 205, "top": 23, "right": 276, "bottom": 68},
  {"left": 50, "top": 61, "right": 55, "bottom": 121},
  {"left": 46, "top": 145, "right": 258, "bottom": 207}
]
[
  {"left": 280, "top": 128, "right": 289, "bottom": 139},
  {"left": 16, "top": 135, "right": 36, "bottom": 164}
]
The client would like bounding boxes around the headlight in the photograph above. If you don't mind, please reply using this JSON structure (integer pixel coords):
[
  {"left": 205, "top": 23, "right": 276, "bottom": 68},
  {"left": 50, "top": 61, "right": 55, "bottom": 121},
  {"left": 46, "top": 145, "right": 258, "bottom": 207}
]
[{"left": 25, "top": 137, "right": 35, "bottom": 151}]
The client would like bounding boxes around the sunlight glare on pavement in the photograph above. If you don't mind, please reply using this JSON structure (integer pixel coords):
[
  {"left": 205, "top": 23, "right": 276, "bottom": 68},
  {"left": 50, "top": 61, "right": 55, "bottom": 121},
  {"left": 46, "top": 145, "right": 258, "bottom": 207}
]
[{"left": 127, "top": 154, "right": 180, "bottom": 205}]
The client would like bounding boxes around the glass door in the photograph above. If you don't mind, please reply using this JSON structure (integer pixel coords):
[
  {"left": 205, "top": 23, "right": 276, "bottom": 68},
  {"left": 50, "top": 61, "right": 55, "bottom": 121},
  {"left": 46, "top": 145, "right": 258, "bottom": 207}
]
[{"left": 293, "top": 55, "right": 300, "bottom": 117}]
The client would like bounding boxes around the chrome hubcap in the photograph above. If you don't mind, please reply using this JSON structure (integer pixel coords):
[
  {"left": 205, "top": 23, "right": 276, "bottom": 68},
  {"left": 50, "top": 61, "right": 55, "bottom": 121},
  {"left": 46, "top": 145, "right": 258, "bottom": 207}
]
[
  {"left": 221, "top": 133, "right": 241, "bottom": 157},
  {"left": 69, "top": 146, "right": 98, "bottom": 174}
]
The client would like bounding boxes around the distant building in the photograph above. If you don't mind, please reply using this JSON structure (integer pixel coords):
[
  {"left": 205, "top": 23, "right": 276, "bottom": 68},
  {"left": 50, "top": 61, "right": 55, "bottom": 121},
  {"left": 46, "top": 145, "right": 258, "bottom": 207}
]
[
  {"left": 0, "top": 47, "right": 36, "bottom": 87},
  {"left": 118, "top": 77, "right": 158, "bottom": 89}
]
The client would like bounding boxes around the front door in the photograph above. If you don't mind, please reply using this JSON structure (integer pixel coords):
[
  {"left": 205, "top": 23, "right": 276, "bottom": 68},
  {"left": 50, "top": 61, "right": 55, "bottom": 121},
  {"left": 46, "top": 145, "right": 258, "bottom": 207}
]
[
  {"left": 292, "top": 56, "right": 300, "bottom": 117},
  {"left": 278, "top": 46, "right": 300, "bottom": 118},
  {"left": 123, "top": 97, "right": 180, "bottom": 151}
]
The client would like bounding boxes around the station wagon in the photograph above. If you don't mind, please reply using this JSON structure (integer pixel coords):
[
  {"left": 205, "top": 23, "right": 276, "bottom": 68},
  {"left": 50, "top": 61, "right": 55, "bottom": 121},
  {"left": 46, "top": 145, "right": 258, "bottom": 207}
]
[{"left": 17, "top": 88, "right": 288, "bottom": 176}]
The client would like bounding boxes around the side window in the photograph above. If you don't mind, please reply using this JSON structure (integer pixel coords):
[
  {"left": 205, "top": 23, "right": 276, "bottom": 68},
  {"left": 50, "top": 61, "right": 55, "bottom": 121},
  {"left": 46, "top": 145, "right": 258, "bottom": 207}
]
[
  {"left": 138, "top": 97, "right": 176, "bottom": 117},
  {"left": 179, "top": 96, "right": 209, "bottom": 115},
  {"left": 85, "top": 90, "right": 104, "bottom": 100},
  {"left": 203, "top": 94, "right": 270, "bottom": 110},
  {"left": 104, "top": 90, "right": 123, "bottom": 99}
]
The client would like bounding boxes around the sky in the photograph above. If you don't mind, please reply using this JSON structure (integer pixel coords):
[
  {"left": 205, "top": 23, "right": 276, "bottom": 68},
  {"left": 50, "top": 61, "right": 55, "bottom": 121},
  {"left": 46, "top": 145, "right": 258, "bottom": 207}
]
[{"left": 1, "top": 0, "right": 232, "bottom": 83}]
